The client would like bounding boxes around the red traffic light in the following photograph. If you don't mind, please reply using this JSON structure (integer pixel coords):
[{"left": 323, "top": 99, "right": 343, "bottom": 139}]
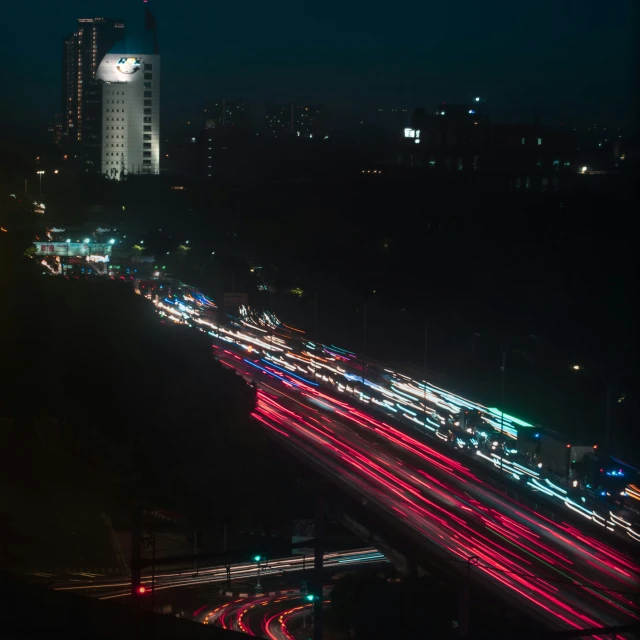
[{"left": 136, "top": 585, "right": 147, "bottom": 595}]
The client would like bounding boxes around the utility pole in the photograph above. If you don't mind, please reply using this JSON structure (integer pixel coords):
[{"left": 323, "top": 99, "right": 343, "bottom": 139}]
[
  {"left": 605, "top": 382, "right": 612, "bottom": 452},
  {"left": 193, "top": 529, "right": 198, "bottom": 575},
  {"left": 423, "top": 322, "right": 428, "bottom": 431},
  {"left": 150, "top": 532, "right": 156, "bottom": 612},
  {"left": 130, "top": 506, "right": 141, "bottom": 600},
  {"left": 459, "top": 556, "right": 478, "bottom": 637},
  {"left": 269, "top": 288, "right": 274, "bottom": 348},
  {"left": 500, "top": 347, "right": 507, "bottom": 476},
  {"left": 424, "top": 322, "right": 428, "bottom": 373},
  {"left": 361, "top": 303, "right": 367, "bottom": 388},
  {"left": 313, "top": 488, "right": 325, "bottom": 640},
  {"left": 314, "top": 292, "right": 319, "bottom": 347}
]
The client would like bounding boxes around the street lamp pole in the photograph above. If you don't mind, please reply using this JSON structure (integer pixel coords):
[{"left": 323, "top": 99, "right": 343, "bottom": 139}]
[
  {"left": 424, "top": 322, "right": 428, "bottom": 431},
  {"left": 37, "top": 170, "right": 45, "bottom": 198},
  {"left": 572, "top": 365, "right": 613, "bottom": 452},
  {"left": 605, "top": 383, "right": 612, "bottom": 452},
  {"left": 362, "top": 303, "right": 367, "bottom": 388},
  {"left": 500, "top": 347, "right": 507, "bottom": 475}
]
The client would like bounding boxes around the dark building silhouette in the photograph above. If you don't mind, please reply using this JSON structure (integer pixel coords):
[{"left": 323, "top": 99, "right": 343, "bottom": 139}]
[
  {"left": 203, "top": 99, "right": 251, "bottom": 130},
  {"left": 62, "top": 18, "right": 125, "bottom": 150},
  {"left": 400, "top": 103, "right": 576, "bottom": 191},
  {"left": 47, "top": 114, "right": 64, "bottom": 147},
  {"left": 264, "top": 103, "right": 328, "bottom": 139}
]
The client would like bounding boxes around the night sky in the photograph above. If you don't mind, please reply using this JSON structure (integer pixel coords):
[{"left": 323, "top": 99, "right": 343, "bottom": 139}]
[{"left": 2, "top": 0, "right": 633, "bottom": 131}]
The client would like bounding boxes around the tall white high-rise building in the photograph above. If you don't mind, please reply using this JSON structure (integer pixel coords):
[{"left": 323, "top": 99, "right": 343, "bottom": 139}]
[{"left": 95, "top": 51, "right": 160, "bottom": 178}]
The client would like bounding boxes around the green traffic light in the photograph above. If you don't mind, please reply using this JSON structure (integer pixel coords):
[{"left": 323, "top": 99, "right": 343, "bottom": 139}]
[
  {"left": 254, "top": 555, "right": 262, "bottom": 562},
  {"left": 305, "top": 594, "right": 315, "bottom": 602}
]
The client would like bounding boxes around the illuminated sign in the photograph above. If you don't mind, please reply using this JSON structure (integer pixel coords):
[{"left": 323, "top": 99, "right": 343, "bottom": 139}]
[
  {"left": 34, "top": 242, "right": 113, "bottom": 257},
  {"left": 116, "top": 57, "right": 141, "bottom": 74},
  {"left": 404, "top": 129, "right": 420, "bottom": 139}
]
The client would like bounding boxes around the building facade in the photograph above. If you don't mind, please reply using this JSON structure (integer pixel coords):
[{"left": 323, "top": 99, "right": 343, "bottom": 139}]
[
  {"left": 62, "top": 18, "right": 125, "bottom": 147},
  {"left": 204, "top": 99, "right": 250, "bottom": 130},
  {"left": 95, "top": 53, "right": 161, "bottom": 178},
  {"left": 399, "top": 104, "right": 576, "bottom": 191},
  {"left": 264, "top": 103, "right": 327, "bottom": 138}
]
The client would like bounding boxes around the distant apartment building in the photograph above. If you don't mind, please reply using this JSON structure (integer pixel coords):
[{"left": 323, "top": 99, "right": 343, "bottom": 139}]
[
  {"left": 264, "top": 103, "right": 328, "bottom": 139},
  {"left": 47, "top": 114, "right": 64, "bottom": 146},
  {"left": 400, "top": 102, "right": 576, "bottom": 191},
  {"left": 62, "top": 17, "right": 125, "bottom": 148},
  {"left": 204, "top": 99, "right": 250, "bottom": 130}
]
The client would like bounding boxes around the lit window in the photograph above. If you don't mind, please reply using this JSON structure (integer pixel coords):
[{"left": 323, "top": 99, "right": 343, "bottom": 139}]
[
  {"left": 537, "top": 137, "right": 542, "bottom": 145},
  {"left": 521, "top": 137, "right": 525, "bottom": 145}
]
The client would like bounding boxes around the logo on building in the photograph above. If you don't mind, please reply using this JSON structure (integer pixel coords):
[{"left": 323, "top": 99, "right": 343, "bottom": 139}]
[{"left": 116, "top": 57, "right": 141, "bottom": 74}]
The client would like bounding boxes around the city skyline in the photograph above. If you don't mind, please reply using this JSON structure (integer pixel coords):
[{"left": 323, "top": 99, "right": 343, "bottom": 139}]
[{"left": 0, "top": 1, "right": 635, "bottom": 134}]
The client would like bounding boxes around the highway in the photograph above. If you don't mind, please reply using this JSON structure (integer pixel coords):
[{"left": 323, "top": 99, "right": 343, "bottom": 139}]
[
  {"left": 53, "top": 549, "right": 387, "bottom": 600},
  {"left": 171, "top": 295, "right": 639, "bottom": 547},
  {"left": 131, "top": 286, "right": 640, "bottom": 635},
  {"left": 197, "top": 590, "right": 328, "bottom": 640},
  {"left": 247, "top": 380, "right": 640, "bottom": 636}
]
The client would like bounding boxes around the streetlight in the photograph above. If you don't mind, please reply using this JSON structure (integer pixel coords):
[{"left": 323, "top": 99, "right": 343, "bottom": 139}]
[
  {"left": 571, "top": 364, "right": 613, "bottom": 452},
  {"left": 84, "top": 238, "right": 90, "bottom": 244},
  {"left": 109, "top": 238, "right": 115, "bottom": 245},
  {"left": 498, "top": 342, "right": 534, "bottom": 473},
  {"left": 37, "top": 170, "right": 45, "bottom": 198},
  {"left": 499, "top": 347, "right": 508, "bottom": 474},
  {"left": 252, "top": 555, "right": 265, "bottom": 591},
  {"left": 423, "top": 321, "right": 429, "bottom": 433}
]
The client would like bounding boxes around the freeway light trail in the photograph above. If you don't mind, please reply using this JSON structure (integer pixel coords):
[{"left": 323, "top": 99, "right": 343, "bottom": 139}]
[
  {"left": 52, "top": 549, "right": 386, "bottom": 600},
  {"left": 142, "top": 287, "right": 640, "bottom": 634},
  {"left": 251, "top": 386, "right": 640, "bottom": 636}
]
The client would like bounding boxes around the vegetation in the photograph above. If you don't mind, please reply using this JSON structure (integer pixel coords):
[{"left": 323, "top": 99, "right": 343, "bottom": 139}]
[{"left": 0, "top": 212, "right": 296, "bottom": 570}]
